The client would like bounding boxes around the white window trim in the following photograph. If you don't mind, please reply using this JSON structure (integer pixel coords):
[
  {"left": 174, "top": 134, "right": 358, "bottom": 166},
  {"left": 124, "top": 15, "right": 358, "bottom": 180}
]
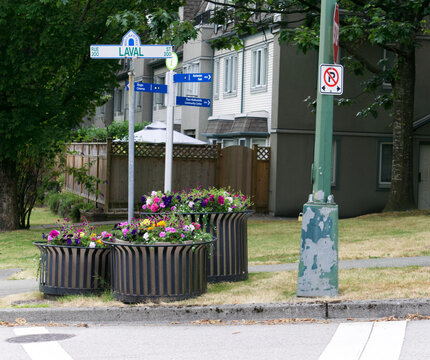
[
  {"left": 223, "top": 54, "right": 238, "bottom": 97},
  {"left": 250, "top": 138, "right": 267, "bottom": 147},
  {"left": 251, "top": 46, "right": 268, "bottom": 92},
  {"left": 214, "top": 59, "right": 220, "bottom": 100},
  {"left": 379, "top": 142, "right": 393, "bottom": 187},
  {"left": 183, "top": 62, "right": 199, "bottom": 97},
  {"left": 238, "top": 138, "right": 247, "bottom": 147}
]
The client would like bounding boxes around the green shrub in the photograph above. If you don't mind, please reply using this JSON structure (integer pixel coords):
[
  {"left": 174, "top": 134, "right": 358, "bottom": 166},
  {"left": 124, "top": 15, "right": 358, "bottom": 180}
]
[
  {"left": 69, "top": 121, "right": 147, "bottom": 142},
  {"left": 45, "top": 191, "right": 95, "bottom": 222}
]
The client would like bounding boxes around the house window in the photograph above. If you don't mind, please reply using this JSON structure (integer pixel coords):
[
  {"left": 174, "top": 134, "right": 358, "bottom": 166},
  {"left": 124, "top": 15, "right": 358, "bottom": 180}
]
[
  {"left": 251, "top": 47, "right": 268, "bottom": 90},
  {"left": 382, "top": 49, "right": 395, "bottom": 89},
  {"left": 184, "top": 129, "right": 196, "bottom": 138},
  {"left": 238, "top": 138, "right": 246, "bottom": 147},
  {"left": 154, "top": 75, "right": 166, "bottom": 108},
  {"left": 114, "top": 88, "right": 123, "bottom": 114},
  {"left": 210, "top": 139, "right": 218, "bottom": 145},
  {"left": 175, "top": 69, "right": 183, "bottom": 97},
  {"left": 331, "top": 139, "right": 338, "bottom": 187},
  {"left": 224, "top": 54, "right": 237, "bottom": 95},
  {"left": 135, "top": 91, "right": 142, "bottom": 111},
  {"left": 222, "top": 138, "right": 236, "bottom": 148},
  {"left": 214, "top": 59, "right": 220, "bottom": 99},
  {"left": 250, "top": 138, "right": 267, "bottom": 147},
  {"left": 379, "top": 142, "right": 393, "bottom": 186},
  {"left": 183, "top": 63, "right": 199, "bottom": 96}
]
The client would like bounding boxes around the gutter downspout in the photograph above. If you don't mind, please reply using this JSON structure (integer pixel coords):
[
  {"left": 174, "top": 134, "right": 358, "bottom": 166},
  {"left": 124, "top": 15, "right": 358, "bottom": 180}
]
[
  {"left": 210, "top": 46, "right": 214, "bottom": 117},
  {"left": 240, "top": 39, "right": 245, "bottom": 113}
]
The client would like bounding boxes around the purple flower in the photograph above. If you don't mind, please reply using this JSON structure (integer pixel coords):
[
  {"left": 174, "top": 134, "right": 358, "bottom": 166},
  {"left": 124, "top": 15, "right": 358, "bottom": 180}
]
[
  {"left": 67, "top": 238, "right": 72, "bottom": 246},
  {"left": 131, "top": 229, "right": 137, "bottom": 235},
  {"left": 141, "top": 196, "right": 147, "bottom": 204},
  {"left": 75, "top": 238, "right": 81, "bottom": 245}
]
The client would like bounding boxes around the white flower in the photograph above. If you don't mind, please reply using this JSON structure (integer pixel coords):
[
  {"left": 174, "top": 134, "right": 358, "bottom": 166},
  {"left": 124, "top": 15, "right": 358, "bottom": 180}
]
[
  {"left": 146, "top": 199, "right": 152, "bottom": 206},
  {"left": 227, "top": 197, "right": 233, "bottom": 204},
  {"left": 228, "top": 207, "right": 233, "bottom": 212},
  {"left": 188, "top": 201, "right": 194, "bottom": 208},
  {"left": 151, "top": 191, "right": 157, "bottom": 196},
  {"left": 89, "top": 241, "right": 96, "bottom": 248},
  {"left": 189, "top": 224, "right": 195, "bottom": 231},
  {"left": 143, "top": 233, "right": 149, "bottom": 240}
]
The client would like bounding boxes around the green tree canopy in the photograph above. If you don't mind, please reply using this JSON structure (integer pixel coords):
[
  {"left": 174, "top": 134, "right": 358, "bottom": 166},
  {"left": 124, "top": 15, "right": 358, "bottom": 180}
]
[
  {"left": 208, "top": 0, "right": 429, "bottom": 211},
  {"left": 0, "top": 0, "right": 196, "bottom": 230}
]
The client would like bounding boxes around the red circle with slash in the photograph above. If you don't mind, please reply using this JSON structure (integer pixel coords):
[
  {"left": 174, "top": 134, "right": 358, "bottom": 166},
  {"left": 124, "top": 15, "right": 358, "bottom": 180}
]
[{"left": 323, "top": 67, "right": 339, "bottom": 87}]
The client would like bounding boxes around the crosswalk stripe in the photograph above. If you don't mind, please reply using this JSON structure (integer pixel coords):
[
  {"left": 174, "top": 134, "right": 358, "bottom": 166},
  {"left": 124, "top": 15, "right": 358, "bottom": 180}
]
[
  {"left": 318, "top": 321, "right": 408, "bottom": 360},
  {"left": 13, "top": 327, "right": 74, "bottom": 360},
  {"left": 318, "top": 322, "right": 374, "bottom": 360},
  {"left": 360, "top": 321, "right": 407, "bottom": 360}
]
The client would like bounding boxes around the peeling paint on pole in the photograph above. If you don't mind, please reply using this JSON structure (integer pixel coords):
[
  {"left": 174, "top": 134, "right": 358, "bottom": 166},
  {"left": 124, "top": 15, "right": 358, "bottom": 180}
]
[{"left": 297, "top": 202, "right": 338, "bottom": 297}]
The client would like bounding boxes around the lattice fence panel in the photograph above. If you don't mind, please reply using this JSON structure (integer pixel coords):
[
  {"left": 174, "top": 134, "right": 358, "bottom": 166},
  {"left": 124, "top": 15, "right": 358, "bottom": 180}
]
[
  {"left": 111, "top": 142, "right": 218, "bottom": 159},
  {"left": 257, "top": 147, "right": 270, "bottom": 161}
]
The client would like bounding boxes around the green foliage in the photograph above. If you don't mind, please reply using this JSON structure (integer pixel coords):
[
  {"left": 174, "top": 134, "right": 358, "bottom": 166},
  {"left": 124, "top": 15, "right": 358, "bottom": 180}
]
[
  {"left": 70, "top": 121, "right": 147, "bottom": 142},
  {"left": 0, "top": 0, "right": 198, "bottom": 231},
  {"left": 45, "top": 191, "right": 95, "bottom": 222}
]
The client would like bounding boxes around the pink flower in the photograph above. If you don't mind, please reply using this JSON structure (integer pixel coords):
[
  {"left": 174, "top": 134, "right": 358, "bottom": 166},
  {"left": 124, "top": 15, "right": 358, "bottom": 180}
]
[
  {"left": 193, "top": 223, "right": 201, "bottom": 230},
  {"left": 181, "top": 233, "right": 185, "bottom": 238},
  {"left": 151, "top": 203, "right": 159, "bottom": 212},
  {"left": 101, "top": 231, "right": 112, "bottom": 238},
  {"left": 153, "top": 197, "right": 160, "bottom": 204},
  {"left": 49, "top": 230, "right": 60, "bottom": 238},
  {"left": 160, "top": 203, "right": 166, "bottom": 208},
  {"left": 122, "top": 228, "right": 129, "bottom": 236},
  {"left": 142, "top": 205, "right": 147, "bottom": 210},
  {"left": 159, "top": 232, "right": 166, "bottom": 238},
  {"left": 119, "top": 222, "right": 128, "bottom": 227},
  {"left": 217, "top": 196, "right": 225, "bottom": 205}
]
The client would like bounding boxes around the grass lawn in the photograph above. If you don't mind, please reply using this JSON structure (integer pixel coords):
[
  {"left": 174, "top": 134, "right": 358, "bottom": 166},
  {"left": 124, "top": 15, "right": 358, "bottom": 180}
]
[
  {"left": 248, "top": 210, "right": 430, "bottom": 265},
  {"left": 1, "top": 207, "right": 430, "bottom": 307}
]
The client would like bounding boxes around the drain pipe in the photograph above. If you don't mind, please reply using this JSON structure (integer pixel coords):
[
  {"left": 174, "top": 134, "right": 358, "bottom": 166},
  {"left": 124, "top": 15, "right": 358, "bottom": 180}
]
[{"left": 240, "top": 39, "right": 245, "bottom": 113}]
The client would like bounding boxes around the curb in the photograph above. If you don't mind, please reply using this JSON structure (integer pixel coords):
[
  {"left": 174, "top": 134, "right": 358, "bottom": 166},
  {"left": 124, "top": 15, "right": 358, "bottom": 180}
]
[{"left": 1, "top": 299, "right": 429, "bottom": 324}]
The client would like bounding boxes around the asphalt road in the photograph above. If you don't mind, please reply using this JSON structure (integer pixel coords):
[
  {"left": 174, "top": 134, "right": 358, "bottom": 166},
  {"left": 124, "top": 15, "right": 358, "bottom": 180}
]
[{"left": 1, "top": 320, "right": 430, "bottom": 360}]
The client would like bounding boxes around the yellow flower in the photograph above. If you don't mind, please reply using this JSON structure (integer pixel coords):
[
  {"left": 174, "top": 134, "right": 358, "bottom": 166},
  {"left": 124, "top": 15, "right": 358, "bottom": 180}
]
[
  {"left": 96, "top": 239, "right": 103, "bottom": 244},
  {"left": 157, "top": 221, "right": 166, "bottom": 227},
  {"left": 91, "top": 233, "right": 96, "bottom": 238},
  {"left": 143, "top": 219, "right": 150, "bottom": 226},
  {"left": 80, "top": 232, "right": 85, "bottom": 237},
  {"left": 148, "top": 226, "right": 154, "bottom": 231}
]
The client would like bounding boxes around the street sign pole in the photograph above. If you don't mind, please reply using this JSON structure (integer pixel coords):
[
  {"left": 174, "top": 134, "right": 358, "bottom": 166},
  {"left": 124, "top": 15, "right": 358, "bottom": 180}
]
[
  {"left": 128, "top": 58, "right": 135, "bottom": 224},
  {"left": 164, "top": 70, "right": 175, "bottom": 192},
  {"left": 297, "top": 0, "right": 339, "bottom": 297}
]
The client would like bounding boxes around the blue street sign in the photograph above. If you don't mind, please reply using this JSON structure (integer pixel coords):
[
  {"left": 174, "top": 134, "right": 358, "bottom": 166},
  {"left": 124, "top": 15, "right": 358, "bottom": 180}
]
[
  {"left": 126, "top": 82, "right": 167, "bottom": 93},
  {"left": 173, "top": 73, "right": 212, "bottom": 83},
  {"left": 176, "top": 96, "right": 211, "bottom": 107}
]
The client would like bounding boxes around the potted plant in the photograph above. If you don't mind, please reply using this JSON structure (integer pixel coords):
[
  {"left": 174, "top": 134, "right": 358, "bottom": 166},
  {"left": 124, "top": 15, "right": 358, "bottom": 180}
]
[
  {"left": 103, "top": 215, "right": 215, "bottom": 304},
  {"left": 33, "top": 218, "right": 111, "bottom": 296},
  {"left": 140, "top": 187, "right": 254, "bottom": 283}
]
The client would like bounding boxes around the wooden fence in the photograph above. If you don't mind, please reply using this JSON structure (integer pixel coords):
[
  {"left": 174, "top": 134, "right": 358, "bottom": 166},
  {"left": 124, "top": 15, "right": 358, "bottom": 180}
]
[{"left": 65, "top": 141, "right": 270, "bottom": 213}]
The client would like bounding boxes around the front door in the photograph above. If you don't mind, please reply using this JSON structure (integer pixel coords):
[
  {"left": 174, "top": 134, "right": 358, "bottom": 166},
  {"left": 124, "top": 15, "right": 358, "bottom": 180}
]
[{"left": 418, "top": 144, "right": 430, "bottom": 209}]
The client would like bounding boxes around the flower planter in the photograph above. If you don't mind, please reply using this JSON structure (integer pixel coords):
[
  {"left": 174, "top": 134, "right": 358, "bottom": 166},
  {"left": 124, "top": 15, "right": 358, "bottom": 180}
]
[
  {"left": 104, "top": 239, "right": 214, "bottom": 304},
  {"left": 34, "top": 242, "right": 111, "bottom": 296},
  {"left": 182, "top": 210, "right": 254, "bottom": 283}
]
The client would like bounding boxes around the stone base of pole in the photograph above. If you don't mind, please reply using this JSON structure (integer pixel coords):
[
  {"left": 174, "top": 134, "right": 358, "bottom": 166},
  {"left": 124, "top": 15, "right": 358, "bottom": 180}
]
[{"left": 297, "top": 199, "right": 338, "bottom": 297}]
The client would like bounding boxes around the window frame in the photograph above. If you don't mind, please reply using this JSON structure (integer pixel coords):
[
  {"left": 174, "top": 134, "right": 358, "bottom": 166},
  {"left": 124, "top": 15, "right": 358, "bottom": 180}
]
[
  {"left": 378, "top": 140, "right": 393, "bottom": 188},
  {"left": 223, "top": 54, "right": 238, "bottom": 97},
  {"left": 251, "top": 46, "right": 268, "bottom": 92}
]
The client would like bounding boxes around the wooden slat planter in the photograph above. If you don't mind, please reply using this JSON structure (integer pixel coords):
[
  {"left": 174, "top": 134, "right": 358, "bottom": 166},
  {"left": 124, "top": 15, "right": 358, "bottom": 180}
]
[
  {"left": 181, "top": 211, "right": 254, "bottom": 283},
  {"left": 104, "top": 240, "right": 215, "bottom": 304},
  {"left": 33, "top": 242, "right": 111, "bottom": 296}
]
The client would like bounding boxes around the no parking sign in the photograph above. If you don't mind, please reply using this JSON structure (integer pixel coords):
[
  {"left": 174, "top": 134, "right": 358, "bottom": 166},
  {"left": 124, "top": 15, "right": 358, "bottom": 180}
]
[{"left": 320, "top": 64, "right": 344, "bottom": 95}]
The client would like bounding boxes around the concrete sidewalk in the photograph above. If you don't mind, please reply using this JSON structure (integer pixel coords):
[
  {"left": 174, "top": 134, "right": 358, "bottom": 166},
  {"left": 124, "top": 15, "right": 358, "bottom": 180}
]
[{"left": 1, "top": 256, "right": 430, "bottom": 323}]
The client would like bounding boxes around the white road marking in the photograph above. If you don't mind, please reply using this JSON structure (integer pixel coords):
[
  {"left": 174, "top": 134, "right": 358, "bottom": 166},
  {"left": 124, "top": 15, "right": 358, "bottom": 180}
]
[
  {"left": 319, "top": 321, "right": 408, "bottom": 360},
  {"left": 360, "top": 321, "right": 407, "bottom": 360},
  {"left": 318, "top": 322, "right": 374, "bottom": 360},
  {"left": 13, "top": 327, "right": 73, "bottom": 360}
]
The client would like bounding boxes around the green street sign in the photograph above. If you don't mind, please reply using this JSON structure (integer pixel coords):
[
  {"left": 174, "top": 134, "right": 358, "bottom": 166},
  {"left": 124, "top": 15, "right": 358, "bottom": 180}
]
[{"left": 166, "top": 52, "right": 178, "bottom": 70}]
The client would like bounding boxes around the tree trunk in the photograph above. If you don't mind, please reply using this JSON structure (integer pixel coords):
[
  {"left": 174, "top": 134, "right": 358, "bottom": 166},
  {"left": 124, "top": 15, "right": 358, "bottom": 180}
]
[
  {"left": 0, "top": 160, "right": 19, "bottom": 231},
  {"left": 384, "top": 47, "right": 416, "bottom": 211}
]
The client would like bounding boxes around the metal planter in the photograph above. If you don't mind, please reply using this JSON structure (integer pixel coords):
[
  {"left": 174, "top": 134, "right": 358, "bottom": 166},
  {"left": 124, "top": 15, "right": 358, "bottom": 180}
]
[
  {"left": 33, "top": 242, "right": 111, "bottom": 296},
  {"left": 184, "top": 211, "right": 254, "bottom": 283},
  {"left": 105, "top": 240, "right": 214, "bottom": 304}
]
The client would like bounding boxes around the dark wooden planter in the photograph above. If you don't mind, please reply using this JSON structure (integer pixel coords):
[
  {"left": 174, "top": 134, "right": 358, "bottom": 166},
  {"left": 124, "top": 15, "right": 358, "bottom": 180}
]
[
  {"left": 182, "top": 211, "right": 254, "bottom": 283},
  {"left": 104, "top": 240, "right": 214, "bottom": 304},
  {"left": 33, "top": 242, "right": 111, "bottom": 296}
]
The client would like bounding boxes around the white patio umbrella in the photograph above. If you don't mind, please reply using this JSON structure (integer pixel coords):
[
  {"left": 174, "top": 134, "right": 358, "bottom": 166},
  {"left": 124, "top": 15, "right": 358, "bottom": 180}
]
[{"left": 116, "top": 121, "right": 207, "bottom": 145}]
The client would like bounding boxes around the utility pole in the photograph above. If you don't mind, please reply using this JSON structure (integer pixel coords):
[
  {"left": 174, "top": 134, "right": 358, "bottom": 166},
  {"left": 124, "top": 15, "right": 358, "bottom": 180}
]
[
  {"left": 297, "top": 0, "right": 339, "bottom": 297},
  {"left": 128, "top": 58, "right": 135, "bottom": 224}
]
